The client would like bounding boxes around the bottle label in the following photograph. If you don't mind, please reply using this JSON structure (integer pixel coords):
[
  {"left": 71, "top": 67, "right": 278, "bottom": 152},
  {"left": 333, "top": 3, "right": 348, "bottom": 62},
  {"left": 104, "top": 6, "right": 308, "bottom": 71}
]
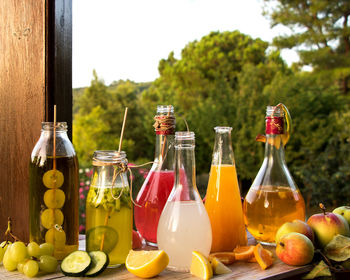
[
  {"left": 153, "top": 115, "right": 175, "bottom": 135},
  {"left": 266, "top": 117, "right": 284, "bottom": 134}
]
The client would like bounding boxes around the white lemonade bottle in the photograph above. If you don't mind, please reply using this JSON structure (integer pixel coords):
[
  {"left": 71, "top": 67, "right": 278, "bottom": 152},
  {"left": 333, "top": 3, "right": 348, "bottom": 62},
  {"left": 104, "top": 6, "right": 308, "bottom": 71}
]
[{"left": 157, "top": 132, "right": 212, "bottom": 272}]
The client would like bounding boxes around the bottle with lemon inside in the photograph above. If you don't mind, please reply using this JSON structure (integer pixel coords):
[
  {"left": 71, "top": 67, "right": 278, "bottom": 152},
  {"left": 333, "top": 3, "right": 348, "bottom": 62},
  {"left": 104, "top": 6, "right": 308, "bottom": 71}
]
[{"left": 29, "top": 122, "right": 79, "bottom": 260}]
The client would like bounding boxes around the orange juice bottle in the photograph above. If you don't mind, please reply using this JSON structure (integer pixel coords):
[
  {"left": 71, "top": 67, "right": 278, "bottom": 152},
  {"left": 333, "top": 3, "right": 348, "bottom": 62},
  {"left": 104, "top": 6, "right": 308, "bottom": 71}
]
[
  {"left": 243, "top": 105, "right": 305, "bottom": 245},
  {"left": 205, "top": 127, "right": 247, "bottom": 252}
]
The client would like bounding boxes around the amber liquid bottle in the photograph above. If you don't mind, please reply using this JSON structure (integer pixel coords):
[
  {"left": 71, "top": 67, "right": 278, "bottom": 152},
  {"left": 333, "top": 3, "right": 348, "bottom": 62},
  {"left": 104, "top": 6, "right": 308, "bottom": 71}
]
[{"left": 243, "top": 106, "right": 305, "bottom": 245}]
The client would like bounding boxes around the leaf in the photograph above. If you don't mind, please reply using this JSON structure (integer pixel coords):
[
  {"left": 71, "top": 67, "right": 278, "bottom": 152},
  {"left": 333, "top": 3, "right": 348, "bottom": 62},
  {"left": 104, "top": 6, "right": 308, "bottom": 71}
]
[
  {"left": 302, "top": 261, "right": 331, "bottom": 279},
  {"left": 324, "top": 234, "right": 350, "bottom": 262}
]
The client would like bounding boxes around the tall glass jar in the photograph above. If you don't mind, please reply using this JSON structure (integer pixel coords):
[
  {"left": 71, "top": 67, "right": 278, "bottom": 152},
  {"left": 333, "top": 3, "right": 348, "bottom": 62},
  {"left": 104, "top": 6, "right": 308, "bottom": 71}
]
[
  {"left": 134, "top": 105, "right": 175, "bottom": 246},
  {"left": 205, "top": 127, "right": 247, "bottom": 252},
  {"left": 29, "top": 122, "right": 79, "bottom": 260},
  {"left": 243, "top": 105, "right": 305, "bottom": 245},
  {"left": 85, "top": 151, "right": 132, "bottom": 267},
  {"left": 157, "top": 132, "right": 212, "bottom": 272}
]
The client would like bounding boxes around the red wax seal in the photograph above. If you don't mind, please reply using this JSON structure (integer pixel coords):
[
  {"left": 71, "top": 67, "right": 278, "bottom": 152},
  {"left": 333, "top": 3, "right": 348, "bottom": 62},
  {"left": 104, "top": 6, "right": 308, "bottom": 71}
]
[{"left": 266, "top": 117, "right": 284, "bottom": 134}]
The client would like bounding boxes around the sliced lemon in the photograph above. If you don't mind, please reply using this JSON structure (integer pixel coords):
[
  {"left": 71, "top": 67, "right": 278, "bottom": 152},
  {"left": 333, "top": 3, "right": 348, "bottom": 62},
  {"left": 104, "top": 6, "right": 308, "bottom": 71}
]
[
  {"left": 210, "top": 257, "right": 231, "bottom": 275},
  {"left": 190, "top": 251, "right": 213, "bottom": 280},
  {"left": 126, "top": 250, "right": 169, "bottom": 278}
]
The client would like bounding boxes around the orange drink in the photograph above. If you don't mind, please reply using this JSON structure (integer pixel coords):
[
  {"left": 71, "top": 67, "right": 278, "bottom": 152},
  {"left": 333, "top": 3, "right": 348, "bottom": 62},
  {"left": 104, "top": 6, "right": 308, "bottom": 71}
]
[{"left": 205, "top": 164, "right": 247, "bottom": 252}]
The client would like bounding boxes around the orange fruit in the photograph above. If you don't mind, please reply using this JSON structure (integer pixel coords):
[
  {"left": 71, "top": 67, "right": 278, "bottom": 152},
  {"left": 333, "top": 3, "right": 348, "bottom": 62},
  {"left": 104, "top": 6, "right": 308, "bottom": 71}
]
[
  {"left": 208, "top": 252, "right": 235, "bottom": 265},
  {"left": 247, "top": 255, "right": 257, "bottom": 263},
  {"left": 233, "top": 246, "right": 255, "bottom": 261},
  {"left": 253, "top": 243, "right": 273, "bottom": 270}
]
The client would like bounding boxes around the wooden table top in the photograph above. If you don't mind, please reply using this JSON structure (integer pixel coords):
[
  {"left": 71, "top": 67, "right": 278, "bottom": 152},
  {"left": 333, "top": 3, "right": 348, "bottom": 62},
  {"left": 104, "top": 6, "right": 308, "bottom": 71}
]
[{"left": 0, "top": 235, "right": 313, "bottom": 280}]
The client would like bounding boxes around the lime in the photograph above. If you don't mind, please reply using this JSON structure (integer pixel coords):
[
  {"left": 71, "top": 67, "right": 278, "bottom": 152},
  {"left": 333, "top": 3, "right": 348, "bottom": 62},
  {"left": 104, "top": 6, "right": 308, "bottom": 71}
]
[
  {"left": 86, "top": 226, "right": 118, "bottom": 254},
  {"left": 43, "top": 169, "right": 64, "bottom": 188}
]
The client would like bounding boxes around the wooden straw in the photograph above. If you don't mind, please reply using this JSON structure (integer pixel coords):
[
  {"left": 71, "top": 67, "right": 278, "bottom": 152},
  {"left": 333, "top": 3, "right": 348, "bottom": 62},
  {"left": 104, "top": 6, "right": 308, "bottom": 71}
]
[
  {"left": 53, "top": 105, "right": 57, "bottom": 170},
  {"left": 100, "top": 107, "right": 128, "bottom": 251},
  {"left": 118, "top": 107, "right": 128, "bottom": 153}
]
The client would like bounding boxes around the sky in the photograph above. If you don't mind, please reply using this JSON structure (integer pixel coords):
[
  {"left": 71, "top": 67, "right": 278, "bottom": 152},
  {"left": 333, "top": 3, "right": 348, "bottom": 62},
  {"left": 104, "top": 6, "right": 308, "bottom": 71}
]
[{"left": 73, "top": 0, "right": 297, "bottom": 88}]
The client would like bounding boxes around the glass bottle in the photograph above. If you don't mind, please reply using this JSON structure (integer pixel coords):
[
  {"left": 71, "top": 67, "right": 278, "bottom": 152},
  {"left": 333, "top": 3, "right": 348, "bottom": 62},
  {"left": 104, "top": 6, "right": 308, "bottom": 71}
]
[
  {"left": 29, "top": 122, "right": 79, "bottom": 260},
  {"left": 157, "top": 132, "right": 212, "bottom": 272},
  {"left": 134, "top": 105, "right": 175, "bottom": 246},
  {"left": 243, "top": 105, "right": 305, "bottom": 245},
  {"left": 85, "top": 151, "right": 132, "bottom": 267},
  {"left": 205, "top": 126, "right": 247, "bottom": 252}
]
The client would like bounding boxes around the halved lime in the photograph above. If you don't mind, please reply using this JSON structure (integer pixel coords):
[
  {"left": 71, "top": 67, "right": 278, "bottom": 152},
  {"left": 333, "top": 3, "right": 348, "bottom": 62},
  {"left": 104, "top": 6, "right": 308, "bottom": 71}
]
[
  {"left": 86, "top": 226, "right": 118, "bottom": 254},
  {"left": 43, "top": 169, "right": 64, "bottom": 188}
]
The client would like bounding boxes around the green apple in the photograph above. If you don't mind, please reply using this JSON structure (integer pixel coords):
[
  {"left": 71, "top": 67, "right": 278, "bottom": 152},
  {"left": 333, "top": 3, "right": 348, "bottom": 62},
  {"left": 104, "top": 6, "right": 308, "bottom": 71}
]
[
  {"left": 307, "top": 203, "right": 350, "bottom": 248},
  {"left": 276, "top": 232, "right": 314, "bottom": 266},
  {"left": 275, "top": 219, "right": 314, "bottom": 244},
  {"left": 333, "top": 206, "right": 350, "bottom": 226}
]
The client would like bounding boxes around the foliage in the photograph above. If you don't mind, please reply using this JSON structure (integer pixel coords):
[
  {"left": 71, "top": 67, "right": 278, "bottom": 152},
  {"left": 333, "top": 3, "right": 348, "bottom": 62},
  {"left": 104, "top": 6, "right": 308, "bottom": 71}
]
[
  {"left": 74, "top": 29, "right": 350, "bottom": 210},
  {"left": 263, "top": 0, "right": 350, "bottom": 94}
]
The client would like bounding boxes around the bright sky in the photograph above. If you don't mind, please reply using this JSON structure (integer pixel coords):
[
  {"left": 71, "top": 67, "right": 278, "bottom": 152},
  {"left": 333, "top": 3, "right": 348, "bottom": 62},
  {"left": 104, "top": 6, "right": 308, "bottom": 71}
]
[{"left": 73, "top": 0, "right": 297, "bottom": 88}]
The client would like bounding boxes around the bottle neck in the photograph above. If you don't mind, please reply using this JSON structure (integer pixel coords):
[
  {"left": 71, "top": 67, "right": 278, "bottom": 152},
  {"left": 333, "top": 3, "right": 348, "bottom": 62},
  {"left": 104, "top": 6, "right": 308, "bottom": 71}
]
[
  {"left": 154, "top": 133, "right": 175, "bottom": 170},
  {"left": 174, "top": 145, "right": 196, "bottom": 192},
  {"left": 212, "top": 130, "right": 234, "bottom": 166},
  {"left": 263, "top": 134, "right": 287, "bottom": 165}
]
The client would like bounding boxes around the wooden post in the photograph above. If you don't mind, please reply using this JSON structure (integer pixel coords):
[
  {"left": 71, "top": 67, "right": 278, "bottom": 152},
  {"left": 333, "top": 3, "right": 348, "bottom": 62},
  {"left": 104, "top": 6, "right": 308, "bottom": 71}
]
[{"left": 0, "top": 0, "right": 72, "bottom": 241}]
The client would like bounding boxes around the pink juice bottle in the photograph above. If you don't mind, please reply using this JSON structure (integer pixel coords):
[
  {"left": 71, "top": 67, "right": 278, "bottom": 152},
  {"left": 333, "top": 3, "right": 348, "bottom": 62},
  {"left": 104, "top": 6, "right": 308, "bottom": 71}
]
[{"left": 134, "top": 105, "right": 176, "bottom": 246}]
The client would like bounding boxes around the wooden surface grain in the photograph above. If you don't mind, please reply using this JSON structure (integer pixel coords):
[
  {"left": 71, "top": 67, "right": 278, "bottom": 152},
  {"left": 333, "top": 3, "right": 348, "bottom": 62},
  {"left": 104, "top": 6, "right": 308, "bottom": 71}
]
[{"left": 0, "top": 0, "right": 46, "bottom": 242}]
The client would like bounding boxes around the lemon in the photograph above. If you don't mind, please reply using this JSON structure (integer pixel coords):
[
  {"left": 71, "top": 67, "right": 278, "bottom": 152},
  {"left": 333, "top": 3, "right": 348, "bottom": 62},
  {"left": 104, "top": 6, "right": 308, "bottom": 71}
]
[
  {"left": 210, "top": 257, "right": 231, "bottom": 275},
  {"left": 125, "top": 250, "right": 169, "bottom": 278},
  {"left": 190, "top": 251, "right": 213, "bottom": 280}
]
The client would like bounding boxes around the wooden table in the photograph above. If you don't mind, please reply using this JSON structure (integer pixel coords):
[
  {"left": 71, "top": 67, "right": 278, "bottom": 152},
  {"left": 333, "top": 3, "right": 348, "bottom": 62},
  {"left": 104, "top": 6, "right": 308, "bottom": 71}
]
[{"left": 0, "top": 235, "right": 313, "bottom": 280}]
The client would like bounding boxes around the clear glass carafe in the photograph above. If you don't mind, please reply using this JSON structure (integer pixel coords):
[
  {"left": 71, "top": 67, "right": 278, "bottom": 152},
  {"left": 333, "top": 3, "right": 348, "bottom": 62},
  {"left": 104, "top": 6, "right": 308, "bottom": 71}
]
[
  {"left": 29, "top": 122, "right": 79, "bottom": 260},
  {"left": 157, "top": 132, "right": 212, "bottom": 272},
  {"left": 85, "top": 151, "right": 132, "bottom": 267},
  {"left": 205, "top": 127, "right": 247, "bottom": 252},
  {"left": 134, "top": 105, "right": 175, "bottom": 246},
  {"left": 243, "top": 105, "right": 305, "bottom": 245}
]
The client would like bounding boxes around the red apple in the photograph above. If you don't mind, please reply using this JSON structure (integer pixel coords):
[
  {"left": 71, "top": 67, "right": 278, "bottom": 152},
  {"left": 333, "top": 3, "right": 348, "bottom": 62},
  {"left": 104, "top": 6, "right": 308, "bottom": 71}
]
[
  {"left": 307, "top": 203, "right": 350, "bottom": 248},
  {"left": 276, "top": 232, "right": 314, "bottom": 266},
  {"left": 132, "top": 230, "right": 143, "bottom": 249},
  {"left": 275, "top": 220, "right": 314, "bottom": 244}
]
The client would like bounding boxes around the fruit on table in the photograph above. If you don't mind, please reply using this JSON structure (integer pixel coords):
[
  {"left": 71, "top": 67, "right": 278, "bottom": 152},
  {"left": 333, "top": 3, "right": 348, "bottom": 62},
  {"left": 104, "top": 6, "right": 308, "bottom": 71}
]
[
  {"left": 208, "top": 252, "right": 235, "bottom": 265},
  {"left": 132, "top": 230, "right": 143, "bottom": 249},
  {"left": 307, "top": 203, "right": 350, "bottom": 248},
  {"left": 85, "top": 251, "right": 109, "bottom": 277},
  {"left": 275, "top": 219, "right": 314, "bottom": 244},
  {"left": 27, "top": 241, "right": 41, "bottom": 258},
  {"left": 126, "top": 250, "right": 169, "bottom": 278},
  {"left": 86, "top": 226, "right": 118, "bottom": 254},
  {"left": 38, "top": 255, "right": 58, "bottom": 273},
  {"left": 9, "top": 241, "right": 27, "bottom": 262},
  {"left": 44, "top": 189, "right": 66, "bottom": 208},
  {"left": 39, "top": 242, "right": 55, "bottom": 256},
  {"left": 254, "top": 243, "right": 273, "bottom": 270},
  {"left": 61, "top": 250, "right": 92, "bottom": 277},
  {"left": 43, "top": 169, "right": 64, "bottom": 188},
  {"left": 333, "top": 206, "right": 350, "bottom": 226},
  {"left": 276, "top": 232, "right": 314, "bottom": 266},
  {"left": 210, "top": 257, "right": 231, "bottom": 275},
  {"left": 233, "top": 245, "right": 255, "bottom": 261},
  {"left": 190, "top": 251, "right": 213, "bottom": 280},
  {"left": 23, "top": 259, "right": 39, "bottom": 278}
]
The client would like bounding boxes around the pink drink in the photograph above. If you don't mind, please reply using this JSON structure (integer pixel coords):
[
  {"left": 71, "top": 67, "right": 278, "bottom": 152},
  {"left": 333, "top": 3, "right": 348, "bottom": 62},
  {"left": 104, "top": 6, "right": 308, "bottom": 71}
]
[{"left": 134, "top": 170, "right": 174, "bottom": 244}]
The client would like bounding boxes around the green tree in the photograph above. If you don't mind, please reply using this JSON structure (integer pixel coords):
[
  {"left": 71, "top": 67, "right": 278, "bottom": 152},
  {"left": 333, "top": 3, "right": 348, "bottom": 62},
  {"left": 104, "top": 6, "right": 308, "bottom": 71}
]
[{"left": 263, "top": 0, "right": 350, "bottom": 94}]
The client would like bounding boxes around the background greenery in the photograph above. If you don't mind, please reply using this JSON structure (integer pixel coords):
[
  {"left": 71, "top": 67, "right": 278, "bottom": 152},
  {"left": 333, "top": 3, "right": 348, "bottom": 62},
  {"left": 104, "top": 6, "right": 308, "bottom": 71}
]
[{"left": 74, "top": 0, "right": 350, "bottom": 227}]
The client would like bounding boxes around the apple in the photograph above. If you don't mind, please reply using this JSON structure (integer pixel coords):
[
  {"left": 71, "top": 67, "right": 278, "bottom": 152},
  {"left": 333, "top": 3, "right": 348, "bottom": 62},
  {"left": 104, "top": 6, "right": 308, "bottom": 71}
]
[
  {"left": 132, "top": 230, "right": 143, "bottom": 249},
  {"left": 307, "top": 203, "right": 350, "bottom": 248},
  {"left": 276, "top": 232, "right": 314, "bottom": 266},
  {"left": 275, "top": 220, "right": 314, "bottom": 244},
  {"left": 333, "top": 206, "right": 350, "bottom": 226}
]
